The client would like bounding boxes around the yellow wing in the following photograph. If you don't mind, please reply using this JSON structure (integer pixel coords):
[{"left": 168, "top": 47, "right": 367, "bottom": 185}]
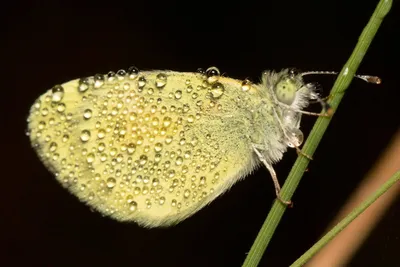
[{"left": 27, "top": 70, "right": 262, "bottom": 227}]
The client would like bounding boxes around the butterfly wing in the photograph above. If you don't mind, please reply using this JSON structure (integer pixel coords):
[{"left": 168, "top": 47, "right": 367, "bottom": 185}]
[{"left": 27, "top": 70, "right": 259, "bottom": 227}]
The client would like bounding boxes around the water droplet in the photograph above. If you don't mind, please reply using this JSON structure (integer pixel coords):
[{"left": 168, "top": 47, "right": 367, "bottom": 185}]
[
  {"left": 116, "top": 69, "right": 126, "bottom": 80},
  {"left": 210, "top": 82, "right": 225, "bottom": 99},
  {"left": 147, "top": 88, "right": 154, "bottom": 95},
  {"left": 163, "top": 117, "right": 172, "bottom": 127},
  {"left": 160, "top": 106, "right": 167, "bottom": 114},
  {"left": 155, "top": 73, "right": 167, "bottom": 88},
  {"left": 56, "top": 103, "right": 66, "bottom": 113},
  {"left": 83, "top": 109, "right": 92, "bottom": 120},
  {"left": 287, "top": 128, "right": 304, "bottom": 148},
  {"left": 94, "top": 74, "right": 104, "bottom": 88},
  {"left": 49, "top": 142, "right": 58, "bottom": 152},
  {"left": 125, "top": 143, "right": 135, "bottom": 154},
  {"left": 241, "top": 79, "right": 252, "bottom": 92},
  {"left": 151, "top": 178, "right": 160, "bottom": 187},
  {"left": 139, "top": 155, "right": 148, "bottom": 166},
  {"left": 80, "top": 130, "right": 91, "bottom": 142},
  {"left": 129, "top": 201, "right": 137, "bottom": 211},
  {"left": 34, "top": 100, "right": 41, "bottom": 110},
  {"left": 138, "top": 76, "right": 146, "bottom": 89},
  {"left": 142, "top": 186, "right": 149, "bottom": 195},
  {"left": 106, "top": 177, "right": 116, "bottom": 188},
  {"left": 154, "top": 142, "right": 163, "bottom": 152},
  {"left": 136, "top": 136, "right": 144, "bottom": 145},
  {"left": 38, "top": 121, "right": 46, "bottom": 130},
  {"left": 122, "top": 83, "right": 130, "bottom": 91},
  {"left": 126, "top": 195, "right": 134, "bottom": 203},
  {"left": 96, "top": 143, "right": 105, "bottom": 152},
  {"left": 51, "top": 85, "right": 64, "bottom": 102},
  {"left": 110, "top": 148, "right": 117, "bottom": 156},
  {"left": 107, "top": 71, "right": 116, "bottom": 82},
  {"left": 134, "top": 187, "right": 141, "bottom": 195},
  {"left": 41, "top": 108, "right": 49, "bottom": 116},
  {"left": 174, "top": 90, "right": 182, "bottom": 99},
  {"left": 175, "top": 156, "right": 183, "bottom": 166},
  {"left": 187, "top": 115, "right": 195, "bottom": 123},
  {"left": 62, "top": 134, "right": 69, "bottom": 143},
  {"left": 184, "top": 189, "right": 191, "bottom": 198},
  {"left": 100, "top": 153, "right": 107, "bottom": 162},
  {"left": 97, "top": 129, "right": 106, "bottom": 139},
  {"left": 155, "top": 153, "right": 162, "bottom": 162},
  {"left": 165, "top": 135, "right": 173, "bottom": 144},
  {"left": 146, "top": 199, "right": 152, "bottom": 209},
  {"left": 206, "top": 66, "right": 220, "bottom": 84},
  {"left": 171, "top": 199, "right": 177, "bottom": 207},
  {"left": 127, "top": 66, "right": 139, "bottom": 79},
  {"left": 78, "top": 78, "right": 90, "bottom": 92},
  {"left": 86, "top": 153, "right": 95, "bottom": 163},
  {"left": 179, "top": 138, "right": 186, "bottom": 146}
]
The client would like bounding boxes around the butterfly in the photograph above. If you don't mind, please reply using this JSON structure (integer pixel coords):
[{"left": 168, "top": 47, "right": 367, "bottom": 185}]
[{"left": 27, "top": 66, "right": 337, "bottom": 227}]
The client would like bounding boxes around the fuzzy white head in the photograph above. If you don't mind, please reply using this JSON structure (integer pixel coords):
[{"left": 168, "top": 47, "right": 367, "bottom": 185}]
[{"left": 262, "top": 69, "right": 311, "bottom": 149}]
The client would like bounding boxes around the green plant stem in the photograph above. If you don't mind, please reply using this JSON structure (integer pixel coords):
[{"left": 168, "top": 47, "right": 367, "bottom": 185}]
[
  {"left": 242, "top": 1, "right": 392, "bottom": 266},
  {"left": 290, "top": 170, "right": 400, "bottom": 267}
]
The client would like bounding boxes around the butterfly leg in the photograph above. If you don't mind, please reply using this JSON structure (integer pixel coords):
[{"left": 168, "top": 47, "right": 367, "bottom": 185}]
[
  {"left": 252, "top": 145, "right": 293, "bottom": 206},
  {"left": 295, "top": 146, "right": 313, "bottom": 160},
  {"left": 277, "top": 96, "right": 333, "bottom": 117}
]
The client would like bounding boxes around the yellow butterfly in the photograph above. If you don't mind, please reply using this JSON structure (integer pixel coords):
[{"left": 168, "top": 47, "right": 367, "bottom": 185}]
[{"left": 27, "top": 66, "right": 326, "bottom": 227}]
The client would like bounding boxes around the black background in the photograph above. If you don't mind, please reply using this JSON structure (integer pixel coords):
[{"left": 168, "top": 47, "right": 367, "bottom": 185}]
[{"left": 2, "top": 0, "right": 399, "bottom": 266}]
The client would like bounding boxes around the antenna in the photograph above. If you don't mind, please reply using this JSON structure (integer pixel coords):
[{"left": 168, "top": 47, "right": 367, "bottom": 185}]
[{"left": 301, "top": 71, "right": 381, "bottom": 84}]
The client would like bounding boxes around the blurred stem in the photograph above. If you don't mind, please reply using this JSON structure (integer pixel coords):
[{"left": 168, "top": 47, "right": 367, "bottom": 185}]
[
  {"left": 305, "top": 130, "right": 400, "bottom": 266},
  {"left": 290, "top": 170, "right": 400, "bottom": 267},
  {"left": 242, "top": 1, "right": 392, "bottom": 266}
]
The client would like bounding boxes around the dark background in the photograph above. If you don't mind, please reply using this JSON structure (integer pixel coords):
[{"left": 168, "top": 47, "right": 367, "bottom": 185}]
[{"left": 2, "top": 0, "right": 399, "bottom": 266}]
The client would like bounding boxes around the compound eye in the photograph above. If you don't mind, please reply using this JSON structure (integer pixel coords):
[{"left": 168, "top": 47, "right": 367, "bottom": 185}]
[
  {"left": 275, "top": 77, "right": 297, "bottom": 105},
  {"left": 286, "top": 128, "right": 304, "bottom": 148}
]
